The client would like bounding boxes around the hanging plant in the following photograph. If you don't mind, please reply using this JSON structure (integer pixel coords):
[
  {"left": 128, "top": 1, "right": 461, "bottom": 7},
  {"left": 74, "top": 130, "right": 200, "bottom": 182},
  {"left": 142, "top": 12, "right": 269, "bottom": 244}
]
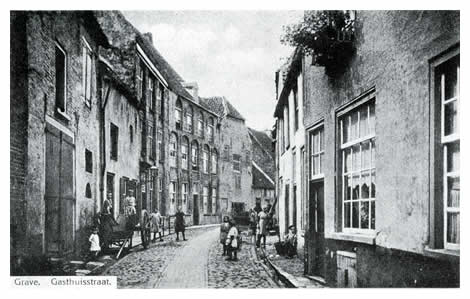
[{"left": 281, "top": 10, "right": 355, "bottom": 67}]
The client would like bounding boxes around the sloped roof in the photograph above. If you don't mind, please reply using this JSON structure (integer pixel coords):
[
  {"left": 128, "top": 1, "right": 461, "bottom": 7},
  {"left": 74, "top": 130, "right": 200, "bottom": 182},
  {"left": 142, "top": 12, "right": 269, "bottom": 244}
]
[
  {"left": 248, "top": 128, "right": 275, "bottom": 160},
  {"left": 95, "top": 11, "right": 193, "bottom": 101},
  {"left": 252, "top": 162, "right": 275, "bottom": 189},
  {"left": 274, "top": 47, "right": 302, "bottom": 118},
  {"left": 199, "top": 96, "right": 246, "bottom": 121}
]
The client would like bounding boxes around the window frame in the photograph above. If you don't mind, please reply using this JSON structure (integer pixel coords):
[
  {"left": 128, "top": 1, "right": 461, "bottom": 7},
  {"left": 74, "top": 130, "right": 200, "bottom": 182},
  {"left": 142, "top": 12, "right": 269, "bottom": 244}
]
[
  {"left": 233, "top": 154, "right": 241, "bottom": 173},
  {"left": 186, "top": 106, "right": 193, "bottom": 133},
  {"left": 202, "top": 145, "right": 210, "bottom": 174},
  {"left": 337, "top": 92, "right": 376, "bottom": 235},
  {"left": 110, "top": 123, "right": 119, "bottom": 161},
  {"left": 211, "top": 187, "right": 217, "bottom": 214},
  {"left": 310, "top": 123, "right": 325, "bottom": 181},
  {"left": 55, "top": 41, "right": 67, "bottom": 114},
  {"left": 211, "top": 150, "right": 218, "bottom": 174},
  {"left": 191, "top": 141, "right": 199, "bottom": 171},
  {"left": 181, "top": 137, "right": 189, "bottom": 170},
  {"left": 148, "top": 76, "right": 155, "bottom": 111},
  {"left": 203, "top": 186, "right": 209, "bottom": 214},
  {"left": 82, "top": 37, "right": 93, "bottom": 107},
  {"left": 430, "top": 47, "right": 460, "bottom": 251},
  {"left": 175, "top": 99, "right": 183, "bottom": 130},
  {"left": 169, "top": 133, "right": 178, "bottom": 168}
]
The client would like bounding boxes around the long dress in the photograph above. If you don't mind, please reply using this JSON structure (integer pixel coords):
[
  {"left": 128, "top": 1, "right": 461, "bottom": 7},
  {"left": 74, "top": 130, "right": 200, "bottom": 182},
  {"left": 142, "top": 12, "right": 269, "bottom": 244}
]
[
  {"left": 99, "top": 212, "right": 116, "bottom": 248},
  {"left": 174, "top": 211, "right": 185, "bottom": 233},
  {"left": 258, "top": 211, "right": 268, "bottom": 236},
  {"left": 227, "top": 226, "right": 239, "bottom": 249}
]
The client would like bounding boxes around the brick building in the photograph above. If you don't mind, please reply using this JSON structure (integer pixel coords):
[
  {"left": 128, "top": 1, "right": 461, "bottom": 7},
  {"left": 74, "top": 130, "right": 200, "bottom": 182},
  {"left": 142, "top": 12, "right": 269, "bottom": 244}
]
[
  {"left": 10, "top": 11, "right": 109, "bottom": 259},
  {"left": 200, "top": 97, "right": 253, "bottom": 219},
  {"left": 274, "top": 10, "right": 460, "bottom": 287},
  {"left": 248, "top": 128, "right": 275, "bottom": 211}
]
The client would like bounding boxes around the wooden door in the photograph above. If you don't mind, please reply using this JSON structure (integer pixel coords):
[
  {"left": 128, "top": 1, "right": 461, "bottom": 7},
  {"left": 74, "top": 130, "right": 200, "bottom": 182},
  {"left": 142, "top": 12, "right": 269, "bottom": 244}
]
[
  {"left": 307, "top": 180, "right": 325, "bottom": 278},
  {"left": 45, "top": 124, "right": 75, "bottom": 255}
]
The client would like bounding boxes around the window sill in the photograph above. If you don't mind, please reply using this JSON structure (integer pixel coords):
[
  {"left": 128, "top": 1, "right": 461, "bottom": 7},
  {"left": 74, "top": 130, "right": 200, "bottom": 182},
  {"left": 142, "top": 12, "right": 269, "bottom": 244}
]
[
  {"left": 423, "top": 246, "right": 460, "bottom": 262},
  {"left": 326, "top": 232, "right": 376, "bottom": 245},
  {"left": 55, "top": 108, "right": 71, "bottom": 122}
]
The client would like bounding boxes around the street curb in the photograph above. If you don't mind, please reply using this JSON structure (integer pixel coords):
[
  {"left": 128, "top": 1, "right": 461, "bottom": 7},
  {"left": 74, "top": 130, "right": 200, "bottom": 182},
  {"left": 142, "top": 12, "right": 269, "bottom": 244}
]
[
  {"left": 257, "top": 247, "right": 296, "bottom": 288},
  {"left": 252, "top": 244, "right": 284, "bottom": 288}
]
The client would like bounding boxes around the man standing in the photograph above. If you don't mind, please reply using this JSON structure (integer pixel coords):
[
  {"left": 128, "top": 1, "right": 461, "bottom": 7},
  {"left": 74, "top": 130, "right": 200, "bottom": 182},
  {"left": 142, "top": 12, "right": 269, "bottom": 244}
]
[{"left": 150, "top": 208, "right": 163, "bottom": 242}]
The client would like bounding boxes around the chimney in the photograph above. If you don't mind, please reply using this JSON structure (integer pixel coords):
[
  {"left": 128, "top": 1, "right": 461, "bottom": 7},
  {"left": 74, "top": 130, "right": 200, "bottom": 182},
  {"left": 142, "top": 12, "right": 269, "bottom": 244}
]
[
  {"left": 143, "top": 32, "right": 153, "bottom": 44},
  {"left": 182, "top": 82, "right": 199, "bottom": 103}
]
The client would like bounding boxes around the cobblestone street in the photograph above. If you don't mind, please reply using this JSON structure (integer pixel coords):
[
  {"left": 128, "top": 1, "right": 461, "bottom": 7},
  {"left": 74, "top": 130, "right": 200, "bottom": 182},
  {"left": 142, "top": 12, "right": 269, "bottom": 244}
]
[{"left": 102, "top": 226, "right": 278, "bottom": 288}]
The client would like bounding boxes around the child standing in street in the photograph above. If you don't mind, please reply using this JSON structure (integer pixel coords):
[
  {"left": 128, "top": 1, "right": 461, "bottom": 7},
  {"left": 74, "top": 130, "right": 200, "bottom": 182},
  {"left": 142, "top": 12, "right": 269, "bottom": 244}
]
[
  {"left": 89, "top": 227, "right": 101, "bottom": 260},
  {"left": 225, "top": 220, "right": 239, "bottom": 261}
]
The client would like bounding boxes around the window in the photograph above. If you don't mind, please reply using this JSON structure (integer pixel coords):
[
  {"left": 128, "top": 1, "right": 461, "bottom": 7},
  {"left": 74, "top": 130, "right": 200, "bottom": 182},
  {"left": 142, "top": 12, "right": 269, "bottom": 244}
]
[
  {"left": 202, "top": 145, "right": 210, "bottom": 174},
  {"left": 158, "top": 83, "right": 164, "bottom": 122},
  {"left": 148, "top": 121, "right": 155, "bottom": 160},
  {"left": 82, "top": 38, "right": 92, "bottom": 106},
  {"left": 140, "top": 114, "right": 146, "bottom": 157},
  {"left": 85, "top": 183, "right": 92, "bottom": 198},
  {"left": 110, "top": 123, "right": 119, "bottom": 160},
  {"left": 136, "top": 60, "right": 144, "bottom": 100},
  {"left": 283, "top": 106, "right": 290, "bottom": 149},
  {"left": 148, "top": 76, "right": 155, "bottom": 111},
  {"left": 181, "top": 137, "right": 189, "bottom": 170},
  {"left": 170, "top": 181, "right": 176, "bottom": 207},
  {"left": 294, "top": 86, "right": 299, "bottom": 132},
  {"left": 310, "top": 126, "right": 325, "bottom": 178},
  {"left": 158, "top": 128, "right": 163, "bottom": 161},
  {"left": 55, "top": 43, "right": 66, "bottom": 113},
  {"left": 170, "top": 133, "right": 177, "bottom": 167},
  {"left": 129, "top": 125, "right": 134, "bottom": 143},
  {"left": 208, "top": 117, "right": 214, "bottom": 142},
  {"left": 211, "top": 150, "right": 218, "bottom": 174},
  {"left": 203, "top": 186, "right": 209, "bottom": 214},
  {"left": 175, "top": 99, "right": 182, "bottom": 130},
  {"left": 191, "top": 141, "right": 199, "bottom": 171},
  {"left": 233, "top": 154, "right": 241, "bottom": 172},
  {"left": 432, "top": 52, "right": 460, "bottom": 250},
  {"left": 85, "top": 149, "right": 93, "bottom": 173},
  {"left": 198, "top": 112, "right": 204, "bottom": 138},
  {"left": 235, "top": 175, "right": 241, "bottom": 189},
  {"left": 186, "top": 106, "right": 193, "bottom": 133},
  {"left": 339, "top": 99, "right": 376, "bottom": 233},
  {"left": 182, "top": 183, "right": 188, "bottom": 211},
  {"left": 211, "top": 187, "right": 217, "bottom": 214}
]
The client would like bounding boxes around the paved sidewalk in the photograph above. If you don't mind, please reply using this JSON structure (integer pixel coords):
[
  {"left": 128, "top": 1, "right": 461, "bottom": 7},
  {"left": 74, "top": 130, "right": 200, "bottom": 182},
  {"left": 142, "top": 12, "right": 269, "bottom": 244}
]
[
  {"left": 260, "top": 235, "right": 326, "bottom": 288},
  {"left": 155, "top": 227, "right": 219, "bottom": 288}
]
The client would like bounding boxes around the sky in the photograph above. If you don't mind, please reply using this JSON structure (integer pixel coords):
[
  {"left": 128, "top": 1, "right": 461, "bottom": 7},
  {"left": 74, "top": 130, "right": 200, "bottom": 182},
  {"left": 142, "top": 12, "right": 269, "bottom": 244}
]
[{"left": 122, "top": 11, "right": 303, "bottom": 131}]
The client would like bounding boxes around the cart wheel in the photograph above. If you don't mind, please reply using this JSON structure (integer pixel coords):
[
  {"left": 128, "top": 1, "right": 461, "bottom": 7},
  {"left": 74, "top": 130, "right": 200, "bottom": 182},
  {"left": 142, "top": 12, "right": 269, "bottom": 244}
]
[{"left": 141, "top": 210, "right": 151, "bottom": 249}]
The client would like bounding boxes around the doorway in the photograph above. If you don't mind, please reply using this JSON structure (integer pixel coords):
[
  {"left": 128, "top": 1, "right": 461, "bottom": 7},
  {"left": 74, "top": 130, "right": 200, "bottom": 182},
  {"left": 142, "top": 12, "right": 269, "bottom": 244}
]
[
  {"left": 45, "top": 124, "right": 75, "bottom": 255},
  {"left": 307, "top": 180, "right": 325, "bottom": 278},
  {"left": 193, "top": 195, "right": 199, "bottom": 225}
]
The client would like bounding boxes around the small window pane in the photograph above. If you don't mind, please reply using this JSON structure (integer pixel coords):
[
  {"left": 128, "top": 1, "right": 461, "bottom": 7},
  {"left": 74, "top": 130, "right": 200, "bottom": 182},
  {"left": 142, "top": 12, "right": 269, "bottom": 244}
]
[
  {"left": 360, "top": 201, "right": 369, "bottom": 229},
  {"left": 350, "top": 112, "right": 359, "bottom": 141},
  {"left": 352, "top": 174, "right": 360, "bottom": 200},
  {"left": 352, "top": 202, "right": 359, "bottom": 228},
  {"left": 352, "top": 144, "right": 360, "bottom": 171},
  {"left": 446, "top": 212, "right": 460, "bottom": 244},
  {"left": 344, "top": 175, "right": 351, "bottom": 200},
  {"left": 361, "top": 141, "right": 370, "bottom": 169},
  {"left": 371, "top": 170, "right": 376, "bottom": 198},
  {"left": 369, "top": 104, "right": 376, "bottom": 135},
  {"left": 446, "top": 142, "right": 460, "bottom": 173},
  {"left": 444, "top": 101, "right": 458, "bottom": 136},
  {"left": 447, "top": 177, "right": 460, "bottom": 208},
  {"left": 344, "top": 202, "right": 351, "bottom": 228},
  {"left": 359, "top": 105, "right": 368, "bottom": 138},
  {"left": 344, "top": 150, "right": 351, "bottom": 173},
  {"left": 444, "top": 64, "right": 458, "bottom": 101},
  {"left": 342, "top": 120, "right": 348, "bottom": 144},
  {"left": 371, "top": 201, "right": 375, "bottom": 229},
  {"left": 361, "top": 171, "right": 370, "bottom": 199}
]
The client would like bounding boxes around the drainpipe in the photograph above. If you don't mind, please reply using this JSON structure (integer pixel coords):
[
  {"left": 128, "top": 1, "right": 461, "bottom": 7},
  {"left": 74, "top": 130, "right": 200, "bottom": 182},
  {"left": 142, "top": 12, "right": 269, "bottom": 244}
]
[{"left": 99, "top": 71, "right": 112, "bottom": 213}]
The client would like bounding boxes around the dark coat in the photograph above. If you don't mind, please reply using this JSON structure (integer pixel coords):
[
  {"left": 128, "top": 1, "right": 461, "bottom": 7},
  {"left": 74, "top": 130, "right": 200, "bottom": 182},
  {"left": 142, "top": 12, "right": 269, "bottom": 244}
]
[{"left": 174, "top": 211, "right": 185, "bottom": 232}]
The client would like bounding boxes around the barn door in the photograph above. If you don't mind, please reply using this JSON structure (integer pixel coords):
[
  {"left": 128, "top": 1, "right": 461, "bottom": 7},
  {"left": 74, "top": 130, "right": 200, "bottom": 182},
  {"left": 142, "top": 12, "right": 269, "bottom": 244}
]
[{"left": 45, "top": 124, "right": 75, "bottom": 255}]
